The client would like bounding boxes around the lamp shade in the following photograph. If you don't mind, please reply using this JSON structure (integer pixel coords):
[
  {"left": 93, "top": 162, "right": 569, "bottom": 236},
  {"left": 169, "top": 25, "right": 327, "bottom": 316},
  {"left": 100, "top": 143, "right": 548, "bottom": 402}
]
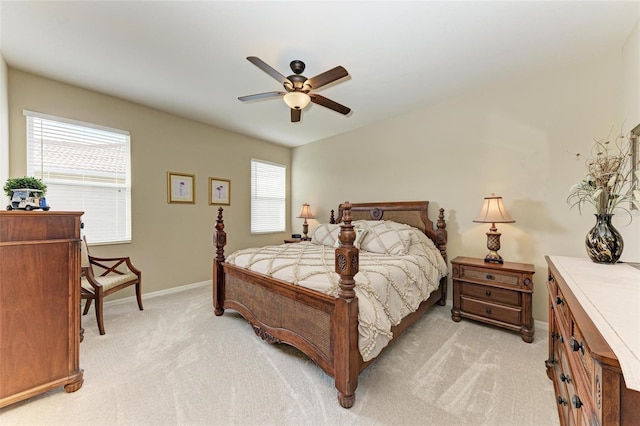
[
  {"left": 297, "top": 203, "right": 314, "bottom": 219},
  {"left": 283, "top": 92, "right": 311, "bottom": 110},
  {"left": 473, "top": 194, "right": 515, "bottom": 224}
]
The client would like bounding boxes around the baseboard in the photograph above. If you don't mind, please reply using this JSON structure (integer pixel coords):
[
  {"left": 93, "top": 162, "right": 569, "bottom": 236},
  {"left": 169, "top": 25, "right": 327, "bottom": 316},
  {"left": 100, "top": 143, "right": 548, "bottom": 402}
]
[{"left": 103, "top": 280, "right": 212, "bottom": 307}]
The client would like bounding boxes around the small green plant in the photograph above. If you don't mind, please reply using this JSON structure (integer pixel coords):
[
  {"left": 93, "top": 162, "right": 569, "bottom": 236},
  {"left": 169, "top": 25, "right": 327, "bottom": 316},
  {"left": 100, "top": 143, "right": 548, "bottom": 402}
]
[{"left": 3, "top": 176, "right": 47, "bottom": 197}]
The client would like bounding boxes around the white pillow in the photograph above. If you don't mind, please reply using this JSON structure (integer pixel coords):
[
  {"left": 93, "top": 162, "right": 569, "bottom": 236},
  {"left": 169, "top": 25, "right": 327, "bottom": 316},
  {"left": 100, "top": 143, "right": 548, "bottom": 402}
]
[
  {"left": 311, "top": 223, "right": 341, "bottom": 247},
  {"left": 333, "top": 227, "right": 368, "bottom": 249},
  {"left": 353, "top": 220, "right": 412, "bottom": 255}
]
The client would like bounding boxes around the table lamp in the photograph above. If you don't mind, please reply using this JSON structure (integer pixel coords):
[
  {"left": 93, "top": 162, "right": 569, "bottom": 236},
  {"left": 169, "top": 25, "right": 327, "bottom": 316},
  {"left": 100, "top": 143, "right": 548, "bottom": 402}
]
[
  {"left": 473, "top": 194, "right": 515, "bottom": 264},
  {"left": 297, "top": 203, "right": 314, "bottom": 240}
]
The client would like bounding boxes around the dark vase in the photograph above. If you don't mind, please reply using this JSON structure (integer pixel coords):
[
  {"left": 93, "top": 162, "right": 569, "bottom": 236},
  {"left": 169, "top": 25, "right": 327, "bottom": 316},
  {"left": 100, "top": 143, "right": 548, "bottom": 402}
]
[{"left": 585, "top": 213, "right": 623, "bottom": 264}]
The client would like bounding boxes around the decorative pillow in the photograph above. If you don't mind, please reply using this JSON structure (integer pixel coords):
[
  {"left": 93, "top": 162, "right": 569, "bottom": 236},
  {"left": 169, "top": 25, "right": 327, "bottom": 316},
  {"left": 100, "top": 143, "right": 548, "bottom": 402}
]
[
  {"left": 311, "top": 223, "right": 341, "bottom": 247},
  {"left": 333, "top": 227, "right": 368, "bottom": 249},
  {"left": 353, "top": 220, "right": 412, "bottom": 255}
]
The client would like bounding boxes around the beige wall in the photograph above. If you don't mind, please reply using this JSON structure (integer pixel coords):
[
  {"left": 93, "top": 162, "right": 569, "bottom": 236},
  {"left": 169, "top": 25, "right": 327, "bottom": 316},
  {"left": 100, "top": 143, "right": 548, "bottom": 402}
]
[
  {"left": 623, "top": 18, "right": 640, "bottom": 129},
  {"left": 7, "top": 69, "right": 291, "bottom": 298},
  {"left": 292, "top": 49, "right": 640, "bottom": 323},
  {"left": 0, "top": 52, "right": 8, "bottom": 186}
]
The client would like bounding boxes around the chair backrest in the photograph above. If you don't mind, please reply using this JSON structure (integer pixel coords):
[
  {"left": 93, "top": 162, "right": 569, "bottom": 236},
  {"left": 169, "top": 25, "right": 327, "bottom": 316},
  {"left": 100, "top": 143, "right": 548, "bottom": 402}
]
[{"left": 80, "top": 237, "right": 91, "bottom": 270}]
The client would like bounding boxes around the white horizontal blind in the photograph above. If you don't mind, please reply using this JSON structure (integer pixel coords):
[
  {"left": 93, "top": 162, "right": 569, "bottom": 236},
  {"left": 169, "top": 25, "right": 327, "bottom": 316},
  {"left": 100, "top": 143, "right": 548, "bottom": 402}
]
[
  {"left": 251, "top": 159, "right": 286, "bottom": 234},
  {"left": 25, "top": 110, "right": 132, "bottom": 244}
]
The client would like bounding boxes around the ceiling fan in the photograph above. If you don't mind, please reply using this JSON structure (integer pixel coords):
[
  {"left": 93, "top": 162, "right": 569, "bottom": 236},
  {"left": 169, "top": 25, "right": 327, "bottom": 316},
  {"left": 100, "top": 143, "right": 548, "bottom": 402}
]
[{"left": 238, "top": 56, "right": 351, "bottom": 122}]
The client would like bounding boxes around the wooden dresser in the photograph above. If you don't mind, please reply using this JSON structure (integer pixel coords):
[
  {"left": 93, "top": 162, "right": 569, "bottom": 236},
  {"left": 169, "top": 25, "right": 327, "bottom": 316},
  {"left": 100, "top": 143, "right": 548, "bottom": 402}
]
[
  {"left": 0, "top": 211, "right": 84, "bottom": 408},
  {"left": 545, "top": 255, "right": 640, "bottom": 425}
]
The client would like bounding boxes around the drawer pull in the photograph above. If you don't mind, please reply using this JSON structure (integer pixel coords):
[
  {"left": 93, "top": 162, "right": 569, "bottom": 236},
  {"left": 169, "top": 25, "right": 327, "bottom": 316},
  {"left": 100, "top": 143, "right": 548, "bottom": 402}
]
[
  {"left": 486, "top": 274, "right": 495, "bottom": 280},
  {"left": 550, "top": 332, "right": 564, "bottom": 343},
  {"left": 548, "top": 274, "right": 554, "bottom": 283},
  {"left": 555, "top": 296, "right": 564, "bottom": 306},
  {"left": 570, "top": 337, "right": 585, "bottom": 355},
  {"left": 557, "top": 396, "right": 567, "bottom": 406},
  {"left": 485, "top": 307, "right": 492, "bottom": 314},
  {"left": 572, "top": 395, "right": 583, "bottom": 409},
  {"left": 560, "top": 373, "right": 571, "bottom": 384},
  {"left": 485, "top": 290, "right": 492, "bottom": 297}
]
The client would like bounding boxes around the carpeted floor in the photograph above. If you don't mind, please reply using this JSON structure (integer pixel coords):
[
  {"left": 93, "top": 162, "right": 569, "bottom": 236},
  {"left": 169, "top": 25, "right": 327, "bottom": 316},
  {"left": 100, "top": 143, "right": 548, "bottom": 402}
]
[{"left": 0, "top": 282, "right": 559, "bottom": 425}]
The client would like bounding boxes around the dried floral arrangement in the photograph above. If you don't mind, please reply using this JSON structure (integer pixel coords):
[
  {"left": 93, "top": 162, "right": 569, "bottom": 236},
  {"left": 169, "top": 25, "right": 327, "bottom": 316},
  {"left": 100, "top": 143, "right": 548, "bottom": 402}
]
[{"left": 567, "top": 132, "right": 640, "bottom": 220}]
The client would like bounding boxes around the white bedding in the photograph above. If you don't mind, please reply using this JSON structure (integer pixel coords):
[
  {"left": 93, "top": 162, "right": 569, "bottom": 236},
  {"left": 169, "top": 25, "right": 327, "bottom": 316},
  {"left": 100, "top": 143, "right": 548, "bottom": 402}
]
[{"left": 226, "top": 225, "right": 448, "bottom": 361}]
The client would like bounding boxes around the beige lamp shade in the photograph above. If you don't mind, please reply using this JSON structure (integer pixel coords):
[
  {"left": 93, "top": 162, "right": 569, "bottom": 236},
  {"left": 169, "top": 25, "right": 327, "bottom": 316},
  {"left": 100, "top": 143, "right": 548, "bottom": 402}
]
[
  {"left": 473, "top": 194, "right": 515, "bottom": 224},
  {"left": 297, "top": 203, "right": 314, "bottom": 219}
]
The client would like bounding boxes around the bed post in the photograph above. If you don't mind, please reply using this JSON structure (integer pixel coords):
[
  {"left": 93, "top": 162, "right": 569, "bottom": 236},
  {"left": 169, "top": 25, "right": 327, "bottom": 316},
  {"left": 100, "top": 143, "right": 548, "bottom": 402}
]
[
  {"left": 213, "top": 207, "right": 227, "bottom": 316},
  {"left": 333, "top": 201, "right": 359, "bottom": 408},
  {"left": 435, "top": 208, "right": 448, "bottom": 306}
]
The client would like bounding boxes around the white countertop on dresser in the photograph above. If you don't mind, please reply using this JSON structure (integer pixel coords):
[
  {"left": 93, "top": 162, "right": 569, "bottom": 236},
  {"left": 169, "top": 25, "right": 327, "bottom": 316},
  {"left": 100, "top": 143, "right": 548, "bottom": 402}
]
[{"left": 549, "top": 256, "right": 640, "bottom": 391}]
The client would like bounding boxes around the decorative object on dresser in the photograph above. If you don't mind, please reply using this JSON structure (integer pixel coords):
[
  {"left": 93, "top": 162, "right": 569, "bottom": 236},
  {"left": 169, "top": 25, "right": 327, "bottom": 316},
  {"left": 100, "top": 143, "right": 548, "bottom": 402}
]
[
  {"left": 472, "top": 193, "right": 515, "bottom": 264},
  {"left": 297, "top": 203, "right": 314, "bottom": 240},
  {"left": 451, "top": 256, "right": 535, "bottom": 343},
  {"left": 0, "top": 211, "right": 84, "bottom": 408},
  {"left": 545, "top": 256, "right": 640, "bottom": 425},
  {"left": 213, "top": 200, "right": 448, "bottom": 408},
  {"left": 567, "top": 131, "right": 640, "bottom": 264}
]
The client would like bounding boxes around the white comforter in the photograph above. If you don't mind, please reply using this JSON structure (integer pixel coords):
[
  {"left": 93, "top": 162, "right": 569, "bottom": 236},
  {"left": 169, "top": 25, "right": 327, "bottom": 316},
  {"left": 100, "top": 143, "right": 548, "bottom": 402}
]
[{"left": 226, "top": 228, "right": 448, "bottom": 361}]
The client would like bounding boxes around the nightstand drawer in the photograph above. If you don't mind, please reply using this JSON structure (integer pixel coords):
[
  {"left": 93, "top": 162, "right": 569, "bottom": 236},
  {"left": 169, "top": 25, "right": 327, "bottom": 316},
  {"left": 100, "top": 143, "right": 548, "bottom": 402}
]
[
  {"left": 458, "top": 264, "right": 523, "bottom": 289},
  {"left": 460, "top": 282, "right": 520, "bottom": 306},
  {"left": 460, "top": 296, "right": 522, "bottom": 325}
]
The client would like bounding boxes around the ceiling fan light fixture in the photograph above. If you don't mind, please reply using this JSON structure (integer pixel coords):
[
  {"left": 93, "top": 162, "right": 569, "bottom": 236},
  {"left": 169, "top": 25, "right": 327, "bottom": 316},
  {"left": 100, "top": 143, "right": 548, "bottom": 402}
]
[{"left": 283, "top": 92, "right": 311, "bottom": 110}]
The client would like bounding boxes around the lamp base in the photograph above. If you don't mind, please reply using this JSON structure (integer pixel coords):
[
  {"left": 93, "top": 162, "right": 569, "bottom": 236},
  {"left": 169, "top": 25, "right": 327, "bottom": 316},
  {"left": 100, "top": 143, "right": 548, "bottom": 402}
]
[{"left": 484, "top": 252, "right": 504, "bottom": 264}]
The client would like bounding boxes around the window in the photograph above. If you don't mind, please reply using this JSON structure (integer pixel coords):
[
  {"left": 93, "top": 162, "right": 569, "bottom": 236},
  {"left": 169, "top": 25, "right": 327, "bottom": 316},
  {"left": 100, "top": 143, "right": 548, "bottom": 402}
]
[
  {"left": 251, "top": 159, "right": 286, "bottom": 234},
  {"left": 25, "top": 110, "right": 131, "bottom": 244}
]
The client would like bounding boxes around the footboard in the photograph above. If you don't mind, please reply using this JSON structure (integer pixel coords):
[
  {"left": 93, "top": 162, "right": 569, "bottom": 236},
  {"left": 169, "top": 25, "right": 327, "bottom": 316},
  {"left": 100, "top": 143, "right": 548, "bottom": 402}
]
[{"left": 222, "top": 263, "right": 338, "bottom": 375}]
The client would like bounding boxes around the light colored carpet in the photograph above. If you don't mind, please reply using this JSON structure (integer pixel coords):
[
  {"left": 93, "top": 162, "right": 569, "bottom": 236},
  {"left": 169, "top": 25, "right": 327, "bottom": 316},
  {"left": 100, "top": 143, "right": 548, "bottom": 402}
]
[{"left": 0, "top": 283, "right": 559, "bottom": 426}]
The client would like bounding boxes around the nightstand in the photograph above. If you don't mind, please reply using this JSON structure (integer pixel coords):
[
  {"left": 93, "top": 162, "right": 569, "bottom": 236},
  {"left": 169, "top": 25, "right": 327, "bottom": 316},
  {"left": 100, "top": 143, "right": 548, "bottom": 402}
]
[
  {"left": 451, "top": 256, "right": 535, "bottom": 343},
  {"left": 284, "top": 238, "right": 303, "bottom": 244}
]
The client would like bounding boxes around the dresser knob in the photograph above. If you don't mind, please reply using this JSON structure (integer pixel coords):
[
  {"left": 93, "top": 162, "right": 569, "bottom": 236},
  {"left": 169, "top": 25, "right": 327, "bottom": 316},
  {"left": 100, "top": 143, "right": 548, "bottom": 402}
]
[
  {"left": 485, "top": 290, "right": 492, "bottom": 297},
  {"left": 548, "top": 274, "right": 554, "bottom": 283},
  {"left": 555, "top": 296, "right": 564, "bottom": 306},
  {"left": 557, "top": 396, "right": 567, "bottom": 406},
  {"left": 570, "top": 337, "right": 585, "bottom": 354},
  {"left": 486, "top": 274, "right": 494, "bottom": 280},
  {"left": 572, "top": 395, "right": 583, "bottom": 409},
  {"left": 560, "top": 373, "right": 572, "bottom": 384},
  {"left": 485, "top": 307, "right": 492, "bottom": 314}
]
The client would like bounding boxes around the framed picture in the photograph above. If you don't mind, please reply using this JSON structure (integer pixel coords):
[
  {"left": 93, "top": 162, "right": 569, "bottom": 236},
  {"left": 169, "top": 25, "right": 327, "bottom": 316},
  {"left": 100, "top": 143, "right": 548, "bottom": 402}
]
[
  {"left": 209, "top": 178, "right": 230, "bottom": 205},
  {"left": 167, "top": 172, "right": 195, "bottom": 204}
]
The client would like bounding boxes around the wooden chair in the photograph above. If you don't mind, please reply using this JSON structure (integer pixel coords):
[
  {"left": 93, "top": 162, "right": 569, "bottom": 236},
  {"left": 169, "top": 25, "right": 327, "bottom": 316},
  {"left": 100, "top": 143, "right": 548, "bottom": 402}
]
[{"left": 80, "top": 237, "right": 143, "bottom": 335}]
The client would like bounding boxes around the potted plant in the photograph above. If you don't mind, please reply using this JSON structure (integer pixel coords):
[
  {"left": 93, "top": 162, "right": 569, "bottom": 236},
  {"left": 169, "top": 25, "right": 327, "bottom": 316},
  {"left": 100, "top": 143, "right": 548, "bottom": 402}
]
[
  {"left": 567, "top": 132, "right": 640, "bottom": 263},
  {"left": 4, "top": 176, "right": 50, "bottom": 211}
]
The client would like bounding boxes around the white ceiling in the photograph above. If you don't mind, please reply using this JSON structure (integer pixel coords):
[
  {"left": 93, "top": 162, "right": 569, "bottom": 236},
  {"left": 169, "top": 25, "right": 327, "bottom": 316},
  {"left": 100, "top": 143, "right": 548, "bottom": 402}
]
[{"left": 1, "top": 1, "right": 638, "bottom": 147}]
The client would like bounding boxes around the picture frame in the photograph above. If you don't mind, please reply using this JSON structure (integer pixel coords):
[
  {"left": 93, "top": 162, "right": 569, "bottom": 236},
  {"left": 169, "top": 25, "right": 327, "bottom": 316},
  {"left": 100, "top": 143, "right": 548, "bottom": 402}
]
[
  {"left": 209, "top": 177, "right": 230, "bottom": 205},
  {"left": 167, "top": 172, "right": 195, "bottom": 204}
]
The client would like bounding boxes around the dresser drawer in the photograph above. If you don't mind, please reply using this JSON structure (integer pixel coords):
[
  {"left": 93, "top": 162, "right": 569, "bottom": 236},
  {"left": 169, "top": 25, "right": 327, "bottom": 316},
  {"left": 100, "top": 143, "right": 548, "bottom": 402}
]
[
  {"left": 460, "top": 282, "right": 520, "bottom": 306},
  {"left": 457, "top": 264, "right": 525, "bottom": 289},
  {"left": 460, "top": 296, "right": 521, "bottom": 325}
]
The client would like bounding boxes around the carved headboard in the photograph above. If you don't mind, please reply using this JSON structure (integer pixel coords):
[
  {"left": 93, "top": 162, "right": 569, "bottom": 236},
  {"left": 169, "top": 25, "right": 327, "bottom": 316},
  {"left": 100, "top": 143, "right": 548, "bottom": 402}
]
[{"left": 330, "top": 201, "right": 447, "bottom": 260}]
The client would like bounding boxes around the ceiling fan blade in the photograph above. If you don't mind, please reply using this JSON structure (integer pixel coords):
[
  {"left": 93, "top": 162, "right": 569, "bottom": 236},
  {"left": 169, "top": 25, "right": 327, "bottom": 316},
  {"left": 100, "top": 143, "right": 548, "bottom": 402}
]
[
  {"left": 291, "top": 108, "right": 301, "bottom": 122},
  {"left": 247, "top": 56, "right": 290, "bottom": 85},
  {"left": 309, "top": 94, "right": 351, "bottom": 115},
  {"left": 238, "top": 91, "right": 285, "bottom": 102},
  {"left": 305, "top": 66, "right": 348, "bottom": 90}
]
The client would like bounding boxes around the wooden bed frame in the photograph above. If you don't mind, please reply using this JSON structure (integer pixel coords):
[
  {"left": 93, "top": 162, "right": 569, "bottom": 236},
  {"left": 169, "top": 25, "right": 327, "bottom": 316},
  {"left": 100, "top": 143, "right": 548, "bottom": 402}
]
[{"left": 212, "top": 201, "right": 448, "bottom": 408}]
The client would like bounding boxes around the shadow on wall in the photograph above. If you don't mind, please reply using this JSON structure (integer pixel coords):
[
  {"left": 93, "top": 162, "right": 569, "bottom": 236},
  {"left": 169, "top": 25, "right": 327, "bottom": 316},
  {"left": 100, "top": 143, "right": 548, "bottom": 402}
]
[{"left": 511, "top": 198, "right": 567, "bottom": 261}]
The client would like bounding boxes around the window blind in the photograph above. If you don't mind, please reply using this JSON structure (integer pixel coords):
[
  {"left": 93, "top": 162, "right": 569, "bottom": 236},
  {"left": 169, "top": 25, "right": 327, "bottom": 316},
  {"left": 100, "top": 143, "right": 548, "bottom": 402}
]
[
  {"left": 24, "top": 110, "right": 132, "bottom": 244},
  {"left": 251, "top": 159, "right": 286, "bottom": 234}
]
